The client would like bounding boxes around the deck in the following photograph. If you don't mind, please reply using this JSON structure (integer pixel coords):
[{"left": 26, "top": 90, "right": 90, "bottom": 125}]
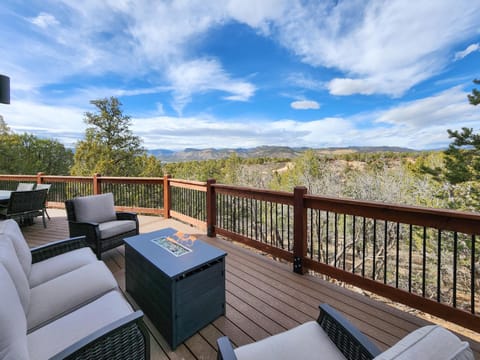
[{"left": 22, "top": 209, "right": 480, "bottom": 359}]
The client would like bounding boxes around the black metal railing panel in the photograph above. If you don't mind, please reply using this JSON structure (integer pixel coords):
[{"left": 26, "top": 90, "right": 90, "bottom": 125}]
[
  {"left": 306, "top": 208, "right": 479, "bottom": 315},
  {"left": 170, "top": 186, "right": 206, "bottom": 222},
  {"left": 217, "top": 193, "right": 294, "bottom": 252}
]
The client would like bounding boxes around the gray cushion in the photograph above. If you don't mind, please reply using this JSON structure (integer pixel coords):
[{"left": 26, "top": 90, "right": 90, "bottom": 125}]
[
  {"left": 0, "top": 219, "right": 32, "bottom": 277},
  {"left": 374, "top": 325, "right": 474, "bottom": 360},
  {"left": 29, "top": 247, "right": 97, "bottom": 287},
  {"left": 73, "top": 193, "right": 117, "bottom": 224},
  {"left": 27, "top": 261, "right": 118, "bottom": 331},
  {"left": 234, "top": 321, "right": 346, "bottom": 360},
  {"left": 28, "top": 290, "right": 133, "bottom": 360},
  {"left": 99, "top": 220, "right": 137, "bottom": 239},
  {"left": 0, "top": 263, "right": 29, "bottom": 360},
  {"left": 0, "top": 235, "right": 31, "bottom": 314}
]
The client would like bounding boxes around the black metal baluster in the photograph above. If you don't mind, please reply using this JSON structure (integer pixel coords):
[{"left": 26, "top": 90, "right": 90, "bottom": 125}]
[
  {"left": 310, "top": 209, "right": 314, "bottom": 258},
  {"left": 384, "top": 221, "right": 388, "bottom": 284},
  {"left": 471, "top": 234, "right": 476, "bottom": 314},
  {"left": 373, "top": 219, "right": 377, "bottom": 280},
  {"left": 352, "top": 216, "right": 356, "bottom": 274},
  {"left": 422, "top": 227, "right": 427, "bottom": 297},
  {"left": 396, "top": 223, "right": 400, "bottom": 288},
  {"left": 362, "top": 217, "right": 366, "bottom": 277},
  {"left": 326, "top": 212, "right": 330, "bottom": 264},
  {"left": 453, "top": 232, "right": 458, "bottom": 308},
  {"left": 318, "top": 210, "right": 322, "bottom": 262},
  {"left": 343, "top": 214, "right": 346, "bottom": 270},
  {"left": 437, "top": 230, "right": 442, "bottom": 302},
  {"left": 409, "top": 224, "right": 413, "bottom": 293}
]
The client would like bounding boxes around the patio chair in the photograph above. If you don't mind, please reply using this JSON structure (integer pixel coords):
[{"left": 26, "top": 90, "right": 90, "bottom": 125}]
[
  {"left": 217, "top": 303, "right": 474, "bottom": 360},
  {"left": 0, "top": 189, "right": 48, "bottom": 228},
  {"left": 65, "top": 193, "right": 139, "bottom": 259},
  {"left": 34, "top": 183, "right": 51, "bottom": 220},
  {"left": 17, "top": 183, "right": 35, "bottom": 191}
]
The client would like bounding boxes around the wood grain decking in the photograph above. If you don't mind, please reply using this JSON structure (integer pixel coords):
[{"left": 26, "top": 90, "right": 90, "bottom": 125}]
[{"left": 21, "top": 209, "right": 480, "bottom": 359}]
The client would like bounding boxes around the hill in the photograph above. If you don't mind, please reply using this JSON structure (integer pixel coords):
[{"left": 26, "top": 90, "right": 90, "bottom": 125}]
[{"left": 149, "top": 146, "right": 416, "bottom": 162}]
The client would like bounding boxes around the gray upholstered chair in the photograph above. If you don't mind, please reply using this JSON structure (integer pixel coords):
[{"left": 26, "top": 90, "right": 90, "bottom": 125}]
[
  {"left": 217, "top": 304, "right": 474, "bottom": 360},
  {"left": 65, "top": 193, "right": 139, "bottom": 259}
]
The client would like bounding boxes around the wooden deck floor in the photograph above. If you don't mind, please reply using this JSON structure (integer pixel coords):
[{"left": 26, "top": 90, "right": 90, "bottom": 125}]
[{"left": 22, "top": 209, "right": 480, "bottom": 359}]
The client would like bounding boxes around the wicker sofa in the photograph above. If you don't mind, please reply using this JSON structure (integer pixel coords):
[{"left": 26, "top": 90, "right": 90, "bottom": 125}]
[
  {"left": 217, "top": 303, "right": 474, "bottom": 360},
  {"left": 0, "top": 219, "right": 149, "bottom": 360}
]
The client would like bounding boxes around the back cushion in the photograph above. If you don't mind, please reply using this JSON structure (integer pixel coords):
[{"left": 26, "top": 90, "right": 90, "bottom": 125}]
[
  {"left": 73, "top": 193, "right": 117, "bottom": 224},
  {"left": 0, "top": 220, "right": 32, "bottom": 277},
  {"left": 0, "top": 236, "right": 31, "bottom": 315},
  {"left": 0, "top": 263, "right": 29, "bottom": 360},
  {"left": 374, "top": 325, "right": 474, "bottom": 360}
]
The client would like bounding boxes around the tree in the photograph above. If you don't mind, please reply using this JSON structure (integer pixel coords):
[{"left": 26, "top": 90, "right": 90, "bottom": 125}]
[
  {"left": 421, "top": 79, "right": 480, "bottom": 210},
  {"left": 71, "top": 97, "right": 145, "bottom": 176},
  {"left": 0, "top": 132, "right": 73, "bottom": 175}
]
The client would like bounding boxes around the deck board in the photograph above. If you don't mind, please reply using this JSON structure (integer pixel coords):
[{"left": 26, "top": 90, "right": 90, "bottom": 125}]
[{"left": 19, "top": 208, "right": 480, "bottom": 359}]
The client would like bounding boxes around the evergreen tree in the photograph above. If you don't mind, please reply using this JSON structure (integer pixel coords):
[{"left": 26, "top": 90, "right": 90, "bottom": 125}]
[{"left": 71, "top": 97, "right": 145, "bottom": 176}]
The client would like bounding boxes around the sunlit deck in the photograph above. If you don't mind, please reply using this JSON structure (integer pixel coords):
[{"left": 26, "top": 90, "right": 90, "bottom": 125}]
[{"left": 22, "top": 209, "right": 480, "bottom": 359}]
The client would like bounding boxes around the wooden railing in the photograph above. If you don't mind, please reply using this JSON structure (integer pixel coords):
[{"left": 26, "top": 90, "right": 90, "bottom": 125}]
[{"left": 0, "top": 173, "right": 479, "bottom": 332}]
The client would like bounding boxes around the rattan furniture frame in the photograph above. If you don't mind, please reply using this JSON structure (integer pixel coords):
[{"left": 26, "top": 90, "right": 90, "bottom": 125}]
[
  {"left": 65, "top": 199, "right": 139, "bottom": 259},
  {"left": 0, "top": 189, "right": 48, "bottom": 227},
  {"left": 30, "top": 236, "right": 150, "bottom": 359},
  {"left": 217, "top": 303, "right": 381, "bottom": 360}
]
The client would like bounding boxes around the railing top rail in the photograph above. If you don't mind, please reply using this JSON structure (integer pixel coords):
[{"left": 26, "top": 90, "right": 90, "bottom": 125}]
[
  {"left": 169, "top": 178, "right": 207, "bottom": 186},
  {"left": 97, "top": 176, "right": 164, "bottom": 184},
  {"left": 305, "top": 194, "right": 480, "bottom": 234},
  {"left": 213, "top": 184, "right": 294, "bottom": 205}
]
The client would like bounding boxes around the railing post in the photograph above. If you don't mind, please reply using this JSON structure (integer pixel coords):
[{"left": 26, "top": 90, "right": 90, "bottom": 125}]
[
  {"left": 293, "top": 186, "right": 307, "bottom": 274},
  {"left": 207, "top": 179, "right": 217, "bottom": 237},
  {"left": 36, "top": 172, "right": 44, "bottom": 184},
  {"left": 163, "top": 174, "right": 171, "bottom": 219},
  {"left": 93, "top": 173, "right": 101, "bottom": 195}
]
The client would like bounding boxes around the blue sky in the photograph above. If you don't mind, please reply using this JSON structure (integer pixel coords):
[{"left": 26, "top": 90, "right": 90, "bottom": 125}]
[{"left": 0, "top": 0, "right": 479, "bottom": 150}]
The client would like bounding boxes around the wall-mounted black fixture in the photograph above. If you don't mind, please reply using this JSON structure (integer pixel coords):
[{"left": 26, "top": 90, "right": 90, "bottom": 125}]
[{"left": 0, "top": 75, "right": 10, "bottom": 104}]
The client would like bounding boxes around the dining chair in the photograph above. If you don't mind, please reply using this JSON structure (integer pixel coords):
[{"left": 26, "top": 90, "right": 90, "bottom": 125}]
[{"left": 34, "top": 184, "right": 51, "bottom": 220}]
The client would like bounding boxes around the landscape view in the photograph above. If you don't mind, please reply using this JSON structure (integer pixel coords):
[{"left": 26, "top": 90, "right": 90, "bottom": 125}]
[{"left": 0, "top": 1, "right": 480, "bottom": 358}]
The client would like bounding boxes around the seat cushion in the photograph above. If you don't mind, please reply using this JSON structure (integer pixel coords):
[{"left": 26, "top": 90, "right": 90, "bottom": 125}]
[
  {"left": 0, "top": 263, "right": 29, "bottom": 360},
  {"left": 0, "top": 219, "right": 32, "bottom": 277},
  {"left": 234, "top": 321, "right": 346, "bottom": 360},
  {"left": 99, "top": 220, "right": 137, "bottom": 239},
  {"left": 27, "top": 261, "right": 118, "bottom": 331},
  {"left": 374, "top": 325, "right": 474, "bottom": 360},
  {"left": 73, "top": 193, "right": 117, "bottom": 224},
  {"left": 29, "top": 247, "right": 97, "bottom": 287},
  {"left": 0, "top": 235, "right": 30, "bottom": 314},
  {"left": 28, "top": 290, "right": 133, "bottom": 360}
]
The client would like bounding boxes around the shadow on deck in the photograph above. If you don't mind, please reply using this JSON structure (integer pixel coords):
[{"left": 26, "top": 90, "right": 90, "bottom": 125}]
[{"left": 21, "top": 209, "right": 480, "bottom": 359}]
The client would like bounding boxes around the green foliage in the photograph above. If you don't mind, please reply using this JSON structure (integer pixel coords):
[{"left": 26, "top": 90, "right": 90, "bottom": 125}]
[
  {"left": 0, "top": 132, "right": 73, "bottom": 175},
  {"left": 71, "top": 97, "right": 145, "bottom": 176}
]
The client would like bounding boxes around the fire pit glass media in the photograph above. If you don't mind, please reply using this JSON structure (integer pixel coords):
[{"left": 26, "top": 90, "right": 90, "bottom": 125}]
[{"left": 151, "top": 235, "right": 192, "bottom": 257}]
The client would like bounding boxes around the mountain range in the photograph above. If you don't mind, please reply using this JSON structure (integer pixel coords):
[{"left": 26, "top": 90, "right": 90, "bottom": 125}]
[{"left": 149, "top": 146, "right": 416, "bottom": 162}]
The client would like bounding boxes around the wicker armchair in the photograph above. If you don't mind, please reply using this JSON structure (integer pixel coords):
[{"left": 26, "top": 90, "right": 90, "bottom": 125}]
[
  {"left": 217, "top": 304, "right": 380, "bottom": 360},
  {"left": 65, "top": 193, "right": 139, "bottom": 259}
]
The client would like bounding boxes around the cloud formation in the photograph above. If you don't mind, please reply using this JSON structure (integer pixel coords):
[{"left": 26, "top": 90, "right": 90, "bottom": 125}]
[
  {"left": 454, "top": 43, "right": 480, "bottom": 61},
  {"left": 291, "top": 100, "right": 320, "bottom": 110}
]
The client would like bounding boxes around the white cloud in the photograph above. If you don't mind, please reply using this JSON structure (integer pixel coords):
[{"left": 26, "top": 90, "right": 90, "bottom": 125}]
[
  {"left": 291, "top": 100, "right": 320, "bottom": 110},
  {"left": 454, "top": 43, "right": 480, "bottom": 61},
  {"left": 29, "top": 12, "right": 59, "bottom": 29},
  {"left": 275, "top": 0, "right": 480, "bottom": 96},
  {"left": 166, "top": 58, "right": 255, "bottom": 114}
]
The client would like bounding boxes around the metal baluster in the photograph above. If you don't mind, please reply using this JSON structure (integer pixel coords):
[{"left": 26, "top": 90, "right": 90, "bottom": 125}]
[
  {"left": 471, "top": 234, "right": 476, "bottom": 314},
  {"left": 422, "top": 227, "right": 427, "bottom": 297},
  {"left": 437, "top": 230, "right": 441, "bottom": 302},
  {"left": 409, "top": 224, "right": 413, "bottom": 293},
  {"left": 396, "top": 222, "right": 400, "bottom": 288}
]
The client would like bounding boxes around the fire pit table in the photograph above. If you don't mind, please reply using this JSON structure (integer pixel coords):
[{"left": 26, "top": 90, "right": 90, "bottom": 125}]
[{"left": 125, "top": 228, "right": 227, "bottom": 349}]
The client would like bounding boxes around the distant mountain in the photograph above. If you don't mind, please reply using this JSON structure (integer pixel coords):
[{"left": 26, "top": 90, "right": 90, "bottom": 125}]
[{"left": 148, "top": 145, "right": 416, "bottom": 162}]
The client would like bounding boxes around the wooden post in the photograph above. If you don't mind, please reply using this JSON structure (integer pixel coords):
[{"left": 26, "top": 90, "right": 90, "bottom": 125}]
[
  {"left": 206, "top": 179, "right": 217, "bottom": 237},
  {"left": 163, "top": 174, "right": 171, "bottom": 219},
  {"left": 36, "top": 172, "right": 44, "bottom": 184},
  {"left": 293, "top": 186, "right": 307, "bottom": 274},
  {"left": 93, "top": 173, "right": 101, "bottom": 195}
]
